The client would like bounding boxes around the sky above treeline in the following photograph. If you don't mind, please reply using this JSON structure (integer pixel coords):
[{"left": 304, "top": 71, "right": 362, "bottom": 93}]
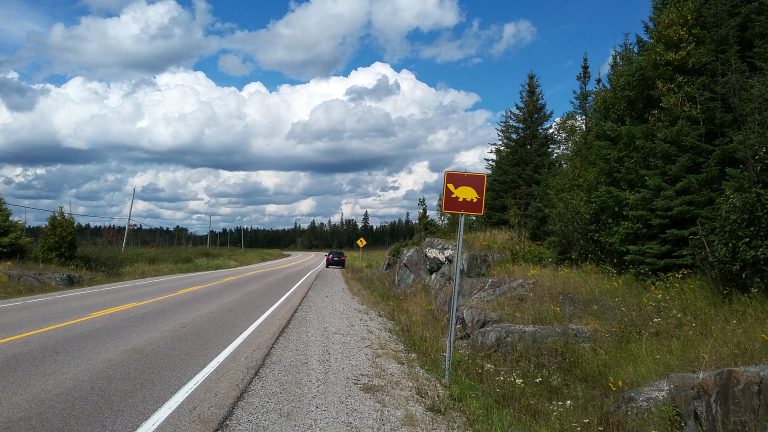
[{"left": 0, "top": 0, "right": 650, "bottom": 232}]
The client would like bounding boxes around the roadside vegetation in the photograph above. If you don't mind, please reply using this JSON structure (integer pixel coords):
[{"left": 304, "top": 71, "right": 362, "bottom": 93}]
[
  {"left": 0, "top": 247, "right": 283, "bottom": 300},
  {"left": 343, "top": 229, "right": 768, "bottom": 431},
  {"left": 0, "top": 230, "right": 282, "bottom": 300},
  {"left": 0, "top": 194, "right": 284, "bottom": 300}
]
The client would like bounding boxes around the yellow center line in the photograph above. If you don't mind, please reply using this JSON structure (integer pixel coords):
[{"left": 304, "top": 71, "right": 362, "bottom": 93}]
[
  {"left": 0, "top": 254, "right": 316, "bottom": 345},
  {"left": 89, "top": 303, "right": 140, "bottom": 317}
]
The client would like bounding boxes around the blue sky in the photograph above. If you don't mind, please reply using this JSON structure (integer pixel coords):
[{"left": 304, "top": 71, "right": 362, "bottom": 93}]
[{"left": 0, "top": 0, "right": 651, "bottom": 232}]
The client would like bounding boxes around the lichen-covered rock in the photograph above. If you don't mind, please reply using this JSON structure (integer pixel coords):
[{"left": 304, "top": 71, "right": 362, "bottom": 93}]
[
  {"left": 457, "top": 307, "right": 499, "bottom": 338},
  {"left": 429, "top": 274, "right": 530, "bottom": 314},
  {"left": 670, "top": 365, "right": 768, "bottom": 432},
  {"left": 621, "top": 379, "right": 673, "bottom": 415},
  {"left": 429, "top": 263, "right": 454, "bottom": 311},
  {"left": 394, "top": 246, "right": 425, "bottom": 291},
  {"left": 423, "top": 238, "right": 455, "bottom": 273},
  {"left": 470, "top": 323, "right": 591, "bottom": 352},
  {"left": 2, "top": 271, "right": 84, "bottom": 287},
  {"left": 462, "top": 252, "right": 499, "bottom": 278},
  {"left": 622, "top": 364, "right": 768, "bottom": 432},
  {"left": 465, "top": 278, "right": 530, "bottom": 303},
  {"left": 381, "top": 256, "right": 397, "bottom": 273}
]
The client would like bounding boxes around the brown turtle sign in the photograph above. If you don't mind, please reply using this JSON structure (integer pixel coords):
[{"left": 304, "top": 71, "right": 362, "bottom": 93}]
[{"left": 441, "top": 171, "right": 486, "bottom": 215}]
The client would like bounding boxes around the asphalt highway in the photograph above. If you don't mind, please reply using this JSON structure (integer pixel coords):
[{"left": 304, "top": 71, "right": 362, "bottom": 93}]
[{"left": 0, "top": 252, "right": 325, "bottom": 432}]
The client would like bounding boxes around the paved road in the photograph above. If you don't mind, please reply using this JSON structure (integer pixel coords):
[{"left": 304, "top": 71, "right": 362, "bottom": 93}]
[{"left": 0, "top": 252, "right": 324, "bottom": 432}]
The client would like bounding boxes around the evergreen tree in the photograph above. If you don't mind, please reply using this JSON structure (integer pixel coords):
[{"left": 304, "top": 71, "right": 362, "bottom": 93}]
[
  {"left": 0, "top": 196, "right": 29, "bottom": 259},
  {"left": 361, "top": 210, "right": 373, "bottom": 241},
  {"left": 573, "top": 53, "right": 594, "bottom": 136},
  {"left": 435, "top": 194, "right": 446, "bottom": 227},
  {"left": 545, "top": 55, "right": 599, "bottom": 261},
  {"left": 485, "top": 72, "right": 555, "bottom": 238},
  {"left": 416, "top": 197, "right": 436, "bottom": 237},
  {"left": 558, "top": 0, "right": 768, "bottom": 279},
  {"left": 38, "top": 206, "right": 77, "bottom": 264}
]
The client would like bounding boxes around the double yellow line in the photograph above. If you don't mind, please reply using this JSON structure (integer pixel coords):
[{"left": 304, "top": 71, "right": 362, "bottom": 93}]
[{"left": 0, "top": 255, "right": 314, "bottom": 345}]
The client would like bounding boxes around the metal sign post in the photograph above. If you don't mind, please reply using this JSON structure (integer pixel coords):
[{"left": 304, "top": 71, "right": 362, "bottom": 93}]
[
  {"left": 441, "top": 171, "right": 486, "bottom": 383},
  {"left": 444, "top": 213, "right": 465, "bottom": 383}
]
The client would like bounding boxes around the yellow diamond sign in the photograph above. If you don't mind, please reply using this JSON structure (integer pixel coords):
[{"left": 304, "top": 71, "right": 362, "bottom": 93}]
[{"left": 356, "top": 237, "right": 367, "bottom": 248}]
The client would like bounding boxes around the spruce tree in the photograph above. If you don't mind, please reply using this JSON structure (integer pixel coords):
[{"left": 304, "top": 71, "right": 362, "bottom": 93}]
[
  {"left": 38, "top": 206, "right": 77, "bottom": 264},
  {"left": 0, "top": 196, "right": 29, "bottom": 259},
  {"left": 485, "top": 72, "right": 555, "bottom": 238},
  {"left": 546, "top": 55, "right": 599, "bottom": 261}
]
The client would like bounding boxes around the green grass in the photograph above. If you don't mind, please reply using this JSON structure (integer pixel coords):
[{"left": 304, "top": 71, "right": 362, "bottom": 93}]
[
  {"left": 0, "top": 246, "right": 285, "bottom": 300},
  {"left": 343, "top": 230, "right": 768, "bottom": 431}
]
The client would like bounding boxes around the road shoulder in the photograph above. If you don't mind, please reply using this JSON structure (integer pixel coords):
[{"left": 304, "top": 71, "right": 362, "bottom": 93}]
[{"left": 219, "top": 268, "right": 463, "bottom": 431}]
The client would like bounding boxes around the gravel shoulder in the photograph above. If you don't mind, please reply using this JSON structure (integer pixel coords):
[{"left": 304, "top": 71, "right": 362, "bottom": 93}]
[{"left": 218, "top": 268, "right": 463, "bottom": 431}]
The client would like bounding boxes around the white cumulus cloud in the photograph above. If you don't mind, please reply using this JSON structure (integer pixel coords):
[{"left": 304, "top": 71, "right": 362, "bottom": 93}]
[
  {"left": 225, "top": 0, "right": 369, "bottom": 80},
  {"left": 0, "top": 62, "right": 494, "bottom": 229},
  {"left": 29, "top": 0, "right": 213, "bottom": 80},
  {"left": 7, "top": 0, "right": 536, "bottom": 82}
]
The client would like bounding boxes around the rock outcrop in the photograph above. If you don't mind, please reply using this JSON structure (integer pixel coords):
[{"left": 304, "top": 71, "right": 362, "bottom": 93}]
[
  {"left": 383, "top": 238, "right": 591, "bottom": 351},
  {"left": 1, "top": 271, "right": 85, "bottom": 288},
  {"left": 622, "top": 364, "right": 768, "bottom": 431},
  {"left": 470, "top": 323, "right": 592, "bottom": 352}
]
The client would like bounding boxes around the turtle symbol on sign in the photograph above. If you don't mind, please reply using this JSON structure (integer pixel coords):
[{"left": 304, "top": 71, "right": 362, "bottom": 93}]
[{"left": 447, "top": 184, "right": 479, "bottom": 202}]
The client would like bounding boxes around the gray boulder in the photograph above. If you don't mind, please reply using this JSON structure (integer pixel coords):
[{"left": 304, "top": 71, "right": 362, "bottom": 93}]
[
  {"left": 429, "top": 274, "right": 531, "bottom": 314},
  {"left": 381, "top": 256, "right": 397, "bottom": 273},
  {"left": 462, "top": 252, "right": 499, "bottom": 278},
  {"left": 457, "top": 307, "right": 499, "bottom": 338},
  {"left": 670, "top": 365, "right": 768, "bottom": 432},
  {"left": 465, "top": 278, "right": 530, "bottom": 303},
  {"left": 423, "top": 238, "right": 454, "bottom": 273},
  {"left": 2, "top": 271, "right": 84, "bottom": 288},
  {"left": 394, "top": 246, "right": 426, "bottom": 291},
  {"left": 470, "top": 323, "right": 591, "bottom": 352},
  {"left": 429, "top": 262, "right": 455, "bottom": 311},
  {"left": 621, "top": 379, "right": 673, "bottom": 415},
  {"left": 622, "top": 364, "right": 768, "bottom": 432}
]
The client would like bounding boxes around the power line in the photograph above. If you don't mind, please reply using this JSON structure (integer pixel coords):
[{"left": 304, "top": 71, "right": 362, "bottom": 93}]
[
  {"left": 7, "top": 203, "right": 127, "bottom": 221},
  {"left": 8, "top": 202, "right": 189, "bottom": 231}
]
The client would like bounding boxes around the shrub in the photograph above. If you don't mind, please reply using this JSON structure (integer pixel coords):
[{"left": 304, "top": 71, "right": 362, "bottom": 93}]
[
  {"left": 37, "top": 206, "right": 78, "bottom": 265},
  {"left": 711, "top": 172, "right": 768, "bottom": 294}
]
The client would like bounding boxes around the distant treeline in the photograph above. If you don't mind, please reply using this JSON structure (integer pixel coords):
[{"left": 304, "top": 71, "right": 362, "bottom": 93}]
[{"left": 20, "top": 211, "right": 417, "bottom": 251}]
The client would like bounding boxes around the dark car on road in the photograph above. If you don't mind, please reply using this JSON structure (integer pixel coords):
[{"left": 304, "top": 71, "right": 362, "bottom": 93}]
[{"left": 325, "top": 250, "right": 346, "bottom": 268}]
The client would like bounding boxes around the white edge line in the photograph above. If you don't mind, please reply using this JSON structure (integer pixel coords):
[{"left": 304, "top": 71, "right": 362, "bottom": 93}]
[
  {"left": 0, "top": 253, "right": 304, "bottom": 309},
  {"left": 134, "top": 259, "right": 324, "bottom": 432}
]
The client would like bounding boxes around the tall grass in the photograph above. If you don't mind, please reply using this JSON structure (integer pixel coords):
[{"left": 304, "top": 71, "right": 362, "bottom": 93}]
[
  {"left": 343, "top": 232, "right": 768, "bottom": 431},
  {"left": 78, "top": 246, "right": 284, "bottom": 280}
]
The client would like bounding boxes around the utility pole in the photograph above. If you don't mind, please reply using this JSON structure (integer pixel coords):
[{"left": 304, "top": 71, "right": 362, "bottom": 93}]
[
  {"left": 207, "top": 215, "right": 211, "bottom": 248},
  {"left": 241, "top": 226, "right": 244, "bottom": 250},
  {"left": 227, "top": 229, "right": 230, "bottom": 248},
  {"left": 122, "top": 187, "right": 135, "bottom": 253}
]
